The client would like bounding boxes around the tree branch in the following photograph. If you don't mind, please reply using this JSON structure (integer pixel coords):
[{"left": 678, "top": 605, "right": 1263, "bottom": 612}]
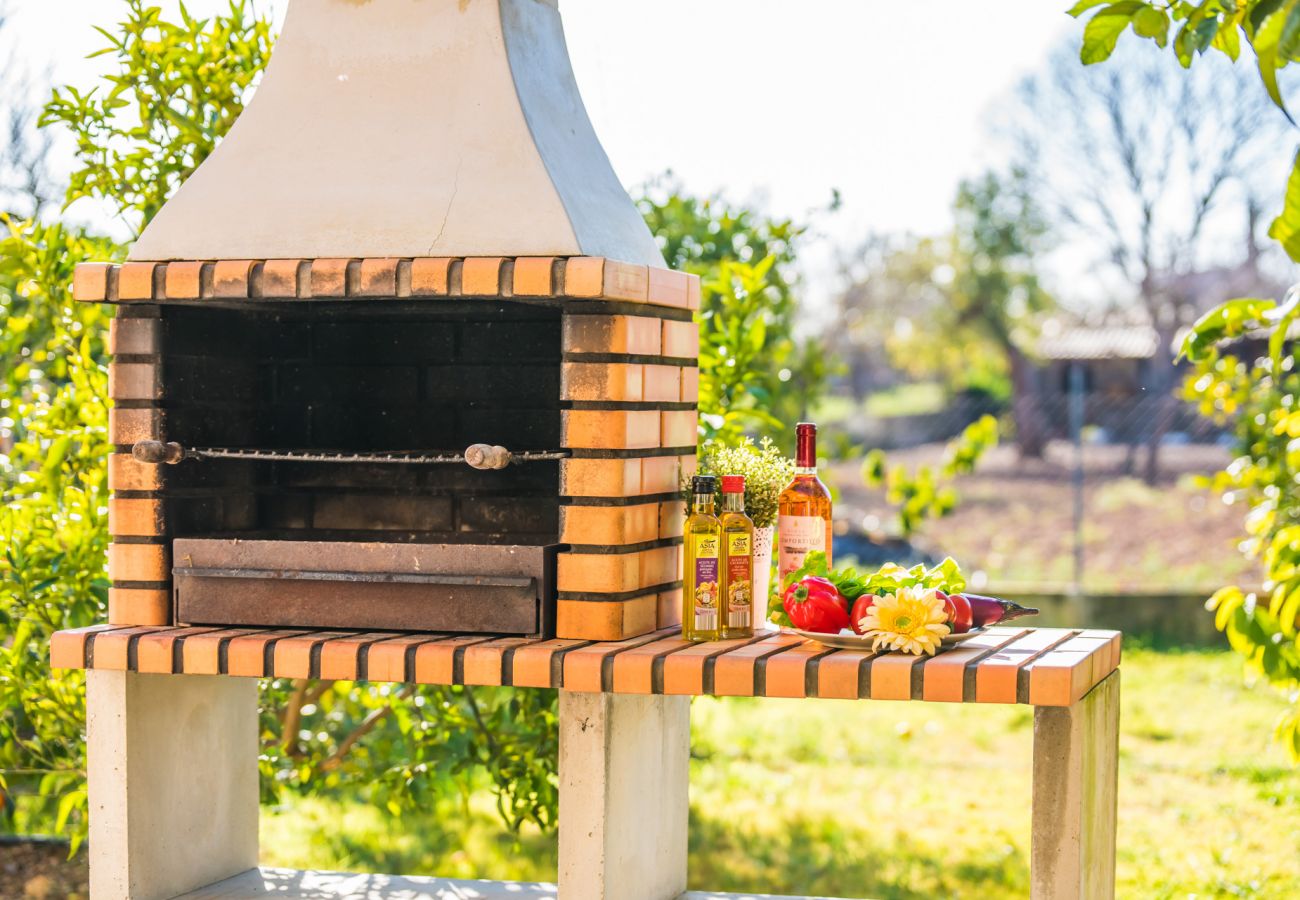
[{"left": 319, "top": 684, "right": 415, "bottom": 773}]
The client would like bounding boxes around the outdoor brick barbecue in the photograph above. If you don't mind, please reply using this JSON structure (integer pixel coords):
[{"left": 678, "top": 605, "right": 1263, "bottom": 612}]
[
  {"left": 44, "top": 4, "right": 1127, "bottom": 898},
  {"left": 72, "top": 0, "right": 701, "bottom": 642}
]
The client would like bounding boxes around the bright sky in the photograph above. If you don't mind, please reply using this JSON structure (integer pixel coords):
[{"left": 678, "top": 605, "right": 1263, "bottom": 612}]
[{"left": 6, "top": 0, "right": 1077, "bottom": 305}]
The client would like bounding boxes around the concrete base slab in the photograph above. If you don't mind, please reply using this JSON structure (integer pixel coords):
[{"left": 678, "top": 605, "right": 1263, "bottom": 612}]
[{"left": 176, "top": 868, "right": 855, "bottom": 900}]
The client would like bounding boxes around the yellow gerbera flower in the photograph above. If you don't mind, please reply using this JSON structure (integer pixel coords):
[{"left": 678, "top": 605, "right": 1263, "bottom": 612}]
[{"left": 861, "top": 586, "right": 951, "bottom": 656}]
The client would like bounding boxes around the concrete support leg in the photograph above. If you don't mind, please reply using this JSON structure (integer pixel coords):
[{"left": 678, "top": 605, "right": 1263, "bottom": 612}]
[
  {"left": 1031, "top": 670, "right": 1121, "bottom": 900},
  {"left": 87, "top": 670, "right": 260, "bottom": 900},
  {"left": 557, "top": 690, "right": 691, "bottom": 900}
]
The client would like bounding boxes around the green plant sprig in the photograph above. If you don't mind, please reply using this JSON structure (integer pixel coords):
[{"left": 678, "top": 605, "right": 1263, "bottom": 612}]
[{"left": 689, "top": 436, "right": 795, "bottom": 528}]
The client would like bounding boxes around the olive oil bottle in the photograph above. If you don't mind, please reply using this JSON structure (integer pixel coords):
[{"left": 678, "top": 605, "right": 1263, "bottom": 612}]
[
  {"left": 683, "top": 475, "right": 721, "bottom": 641},
  {"left": 720, "top": 475, "right": 755, "bottom": 638}
]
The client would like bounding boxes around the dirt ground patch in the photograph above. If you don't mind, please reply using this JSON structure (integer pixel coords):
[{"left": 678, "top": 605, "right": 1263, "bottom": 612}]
[
  {"left": 0, "top": 842, "right": 87, "bottom": 900},
  {"left": 830, "top": 440, "right": 1256, "bottom": 592}
]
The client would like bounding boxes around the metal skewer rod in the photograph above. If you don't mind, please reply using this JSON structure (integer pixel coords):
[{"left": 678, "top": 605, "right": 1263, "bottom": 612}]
[{"left": 129, "top": 441, "right": 568, "bottom": 470}]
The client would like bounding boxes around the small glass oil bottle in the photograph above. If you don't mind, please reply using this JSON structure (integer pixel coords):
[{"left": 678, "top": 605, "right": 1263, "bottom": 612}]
[
  {"left": 720, "top": 474, "right": 755, "bottom": 638},
  {"left": 683, "top": 475, "right": 721, "bottom": 641}
]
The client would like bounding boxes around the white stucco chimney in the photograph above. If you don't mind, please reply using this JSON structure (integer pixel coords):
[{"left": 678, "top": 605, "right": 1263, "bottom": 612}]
[{"left": 128, "top": 0, "right": 663, "bottom": 266}]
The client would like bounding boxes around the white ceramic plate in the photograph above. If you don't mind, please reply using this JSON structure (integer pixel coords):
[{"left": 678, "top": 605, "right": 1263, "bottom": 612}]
[{"left": 790, "top": 626, "right": 988, "bottom": 651}]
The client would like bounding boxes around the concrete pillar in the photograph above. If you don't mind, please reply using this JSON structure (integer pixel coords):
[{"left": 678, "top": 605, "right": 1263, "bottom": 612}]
[
  {"left": 1031, "top": 670, "right": 1121, "bottom": 900},
  {"left": 558, "top": 690, "right": 691, "bottom": 900},
  {"left": 87, "top": 670, "right": 260, "bottom": 900}
]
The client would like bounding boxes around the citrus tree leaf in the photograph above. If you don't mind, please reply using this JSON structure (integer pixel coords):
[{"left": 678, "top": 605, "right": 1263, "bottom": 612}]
[
  {"left": 1134, "top": 5, "right": 1170, "bottom": 45},
  {"left": 1081, "top": 1, "right": 1145, "bottom": 63},
  {"left": 1252, "top": 3, "right": 1296, "bottom": 122},
  {"left": 1268, "top": 149, "right": 1300, "bottom": 261}
]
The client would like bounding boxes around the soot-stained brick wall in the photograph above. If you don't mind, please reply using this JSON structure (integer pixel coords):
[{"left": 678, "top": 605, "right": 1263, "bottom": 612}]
[{"left": 159, "top": 301, "right": 560, "bottom": 543}]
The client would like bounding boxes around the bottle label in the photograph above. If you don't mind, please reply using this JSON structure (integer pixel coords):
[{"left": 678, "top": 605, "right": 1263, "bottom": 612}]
[
  {"left": 777, "top": 514, "right": 829, "bottom": 580},
  {"left": 692, "top": 534, "right": 720, "bottom": 632},
  {"left": 726, "top": 533, "right": 752, "bottom": 628}
]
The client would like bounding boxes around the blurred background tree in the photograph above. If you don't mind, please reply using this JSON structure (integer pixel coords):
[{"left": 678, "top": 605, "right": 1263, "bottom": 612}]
[
  {"left": 1007, "top": 36, "right": 1282, "bottom": 479},
  {"left": 832, "top": 170, "right": 1051, "bottom": 458},
  {"left": 0, "top": 2, "right": 56, "bottom": 221}
]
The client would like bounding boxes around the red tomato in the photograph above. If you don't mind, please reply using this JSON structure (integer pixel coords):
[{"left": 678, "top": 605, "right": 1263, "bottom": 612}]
[
  {"left": 941, "top": 590, "right": 973, "bottom": 634},
  {"left": 849, "top": 594, "right": 878, "bottom": 635},
  {"left": 782, "top": 577, "right": 850, "bottom": 634}
]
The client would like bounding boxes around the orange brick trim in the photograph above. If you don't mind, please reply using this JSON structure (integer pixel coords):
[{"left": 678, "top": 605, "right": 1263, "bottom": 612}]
[
  {"left": 661, "top": 319, "right": 700, "bottom": 358},
  {"left": 556, "top": 595, "right": 660, "bottom": 641},
  {"left": 561, "top": 362, "right": 645, "bottom": 402},
  {"left": 561, "top": 409, "right": 660, "bottom": 450},
  {"left": 73, "top": 257, "right": 700, "bottom": 310},
  {"left": 117, "top": 263, "right": 159, "bottom": 301},
  {"left": 108, "top": 542, "right": 171, "bottom": 583},
  {"left": 108, "top": 453, "right": 162, "bottom": 491},
  {"left": 656, "top": 588, "right": 683, "bottom": 629},
  {"left": 109, "top": 407, "right": 163, "bottom": 445},
  {"left": 559, "top": 503, "right": 661, "bottom": 545},
  {"left": 461, "top": 257, "right": 505, "bottom": 296},
  {"left": 356, "top": 258, "right": 400, "bottom": 297},
  {"left": 108, "top": 498, "right": 165, "bottom": 536},
  {"left": 107, "top": 588, "right": 171, "bottom": 627},
  {"left": 107, "top": 317, "right": 161, "bottom": 356},
  {"left": 562, "top": 315, "right": 663, "bottom": 355},
  {"left": 107, "top": 362, "right": 162, "bottom": 401},
  {"left": 49, "top": 625, "right": 1121, "bottom": 705}
]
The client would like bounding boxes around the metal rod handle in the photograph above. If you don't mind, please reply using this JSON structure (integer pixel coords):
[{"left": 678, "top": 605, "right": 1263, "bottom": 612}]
[
  {"left": 132, "top": 440, "right": 187, "bottom": 465},
  {"left": 464, "top": 444, "right": 511, "bottom": 470}
]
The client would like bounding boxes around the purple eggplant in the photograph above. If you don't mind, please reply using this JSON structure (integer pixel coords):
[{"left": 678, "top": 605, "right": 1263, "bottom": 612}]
[{"left": 959, "top": 593, "right": 1039, "bottom": 627}]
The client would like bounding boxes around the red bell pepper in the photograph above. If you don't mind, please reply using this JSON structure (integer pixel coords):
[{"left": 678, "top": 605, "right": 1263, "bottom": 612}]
[{"left": 783, "top": 576, "right": 850, "bottom": 634}]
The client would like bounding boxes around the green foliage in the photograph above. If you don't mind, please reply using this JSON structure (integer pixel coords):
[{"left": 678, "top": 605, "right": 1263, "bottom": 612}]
[
  {"left": 41, "top": 0, "right": 274, "bottom": 233},
  {"left": 692, "top": 437, "right": 796, "bottom": 529},
  {"left": 1071, "top": 0, "right": 1300, "bottom": 760},
  {"left": 0, "top": 236, "right": 111, "bottom": 847},
  {"left": 0, "top": 219, "right": 118, "bottom": 399},
  {"left": 861, "top": 415, "right": 999, "bottom": 538},
  {"left": 1070, "top": 1, "right": 1282, "bottom": 71},
  {"left": 949, "top": 172, "right": 1052, "bottom": 341},
  {"left": 1271, "top": 148, "right": 1300, "bottom": 259},
  {"left": 637, "top": 179, "right": 837, "bottom": 449},
  {"left": 258, "top": 681, "right": 559, "bottom": 834},
  {"left": 1181, "top": 302, "right": 1300, "bottom": 758},
  {"left": 695, "top": 257, "right": 791, "bottom": 442}
]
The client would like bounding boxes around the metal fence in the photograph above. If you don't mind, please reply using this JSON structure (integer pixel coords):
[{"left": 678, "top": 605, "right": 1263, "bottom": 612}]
[{"left": 828, "top": 378, "right": 1242, "bottom": 599}]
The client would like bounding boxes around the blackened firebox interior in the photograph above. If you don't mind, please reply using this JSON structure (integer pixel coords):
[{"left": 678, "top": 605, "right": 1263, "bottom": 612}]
[{"left": 159, "top": 301, "right": 561, "bottom": 544}]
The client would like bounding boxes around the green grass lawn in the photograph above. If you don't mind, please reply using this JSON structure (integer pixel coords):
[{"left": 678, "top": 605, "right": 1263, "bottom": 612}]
[{"left": 262, "top": 647, "right": 1300, "bottom": 898}]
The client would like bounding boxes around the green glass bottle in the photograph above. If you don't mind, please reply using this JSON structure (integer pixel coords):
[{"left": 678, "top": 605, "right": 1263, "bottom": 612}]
[
  {"left": 683, "top": 475, "right": 721, "bottom": 641},
  {"left": 720, "top": 475, "right": 755, "bottom": 638}
]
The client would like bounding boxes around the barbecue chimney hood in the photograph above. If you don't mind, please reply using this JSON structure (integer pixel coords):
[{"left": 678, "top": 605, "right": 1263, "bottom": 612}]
[{"left": 129, "top": 0, "right": 663, "bottom": 265}]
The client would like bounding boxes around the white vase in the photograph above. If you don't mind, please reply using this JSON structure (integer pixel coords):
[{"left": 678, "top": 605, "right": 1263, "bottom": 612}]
[{"left": 752, "top": 525, "right": 776, "bottom": 632}]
